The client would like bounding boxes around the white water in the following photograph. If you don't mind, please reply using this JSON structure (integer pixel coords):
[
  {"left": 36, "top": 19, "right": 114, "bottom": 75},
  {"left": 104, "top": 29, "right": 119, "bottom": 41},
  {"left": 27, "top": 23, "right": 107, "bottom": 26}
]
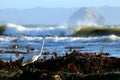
[
  {"left": 0, "top": 23, "right": 120, "bottom": 61},
  {"left": 4, "top": 23, "right": 74, "bottom": 36}
]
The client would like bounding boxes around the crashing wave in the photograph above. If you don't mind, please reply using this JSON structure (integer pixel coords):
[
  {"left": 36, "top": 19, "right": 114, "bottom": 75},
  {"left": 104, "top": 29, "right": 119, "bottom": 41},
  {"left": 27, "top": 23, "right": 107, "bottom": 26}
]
[{"left": 3, "top": 23, "right": 72, "bottom": 36}]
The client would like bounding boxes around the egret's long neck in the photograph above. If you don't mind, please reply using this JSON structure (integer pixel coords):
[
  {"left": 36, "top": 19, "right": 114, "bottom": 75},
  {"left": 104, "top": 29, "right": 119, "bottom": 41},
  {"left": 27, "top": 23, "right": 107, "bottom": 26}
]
[{"left": 36, "top": 37, "right": 46, "bottom": 56}]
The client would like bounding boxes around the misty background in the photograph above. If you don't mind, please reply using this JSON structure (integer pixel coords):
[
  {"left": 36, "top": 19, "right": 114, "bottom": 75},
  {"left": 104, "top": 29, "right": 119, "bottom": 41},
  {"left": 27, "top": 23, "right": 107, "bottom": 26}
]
[{"left": 0, "top": 6, "right": 119, "bottom": 25}]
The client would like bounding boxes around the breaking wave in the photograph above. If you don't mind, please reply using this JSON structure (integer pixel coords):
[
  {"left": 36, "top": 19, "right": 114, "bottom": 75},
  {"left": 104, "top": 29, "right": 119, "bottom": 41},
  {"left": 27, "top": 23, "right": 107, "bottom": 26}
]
[
  {"left": 72, "top": 25, "right": 120, "bottom": 37},
  {"left": 1, "top": 23, "right": 120, "bottom": 37},
  {"left": 2, "top": 23, "right": 74, "bottom": 36}
]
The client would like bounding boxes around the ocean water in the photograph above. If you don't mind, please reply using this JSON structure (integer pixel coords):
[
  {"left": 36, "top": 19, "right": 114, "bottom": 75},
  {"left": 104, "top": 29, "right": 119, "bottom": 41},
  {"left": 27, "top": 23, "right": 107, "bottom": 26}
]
[{"left": 0, "top": 23, "right": 120, "bottom": 61}]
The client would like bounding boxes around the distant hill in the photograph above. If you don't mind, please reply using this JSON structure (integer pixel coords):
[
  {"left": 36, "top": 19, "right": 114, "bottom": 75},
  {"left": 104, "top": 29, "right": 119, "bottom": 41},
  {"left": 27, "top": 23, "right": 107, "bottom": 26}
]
[
  {"left": 0, "top": 7, "right": 120, "bottom": 25},
  {"left": 68, "top": 7, "right": 107, "bottom": 26}
]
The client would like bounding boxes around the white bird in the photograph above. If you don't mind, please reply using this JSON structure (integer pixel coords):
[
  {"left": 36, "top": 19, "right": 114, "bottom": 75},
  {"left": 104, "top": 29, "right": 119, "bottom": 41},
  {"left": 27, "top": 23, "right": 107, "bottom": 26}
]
[{"left": 22, "top": 34, "right": 55, "bottom": 66}]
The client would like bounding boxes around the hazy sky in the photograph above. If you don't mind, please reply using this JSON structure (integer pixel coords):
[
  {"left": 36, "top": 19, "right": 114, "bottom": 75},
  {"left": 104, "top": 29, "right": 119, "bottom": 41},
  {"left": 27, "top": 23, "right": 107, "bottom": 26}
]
[{"left": 0, "top": 0, "right": 119, "bottom": 9}]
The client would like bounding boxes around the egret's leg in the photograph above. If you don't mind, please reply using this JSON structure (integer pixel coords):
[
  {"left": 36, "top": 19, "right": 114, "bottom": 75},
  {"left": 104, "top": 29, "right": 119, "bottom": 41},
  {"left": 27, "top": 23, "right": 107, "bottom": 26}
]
[{"left": 32, "top": 62, "right": 35, "bottom": 72}]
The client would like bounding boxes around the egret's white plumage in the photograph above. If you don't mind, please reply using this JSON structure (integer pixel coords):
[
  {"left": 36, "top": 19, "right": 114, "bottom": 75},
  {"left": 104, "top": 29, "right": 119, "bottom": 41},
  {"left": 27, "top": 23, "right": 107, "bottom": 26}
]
[{"left": 22, "top": 35, "right": 50, "bottom": 66}]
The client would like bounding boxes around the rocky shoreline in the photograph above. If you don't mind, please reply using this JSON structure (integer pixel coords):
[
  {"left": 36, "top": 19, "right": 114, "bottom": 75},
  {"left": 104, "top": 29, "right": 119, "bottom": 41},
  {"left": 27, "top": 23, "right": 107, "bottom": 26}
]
[{"left": 0, "top": 50, "right": 120, "bottom": 80}]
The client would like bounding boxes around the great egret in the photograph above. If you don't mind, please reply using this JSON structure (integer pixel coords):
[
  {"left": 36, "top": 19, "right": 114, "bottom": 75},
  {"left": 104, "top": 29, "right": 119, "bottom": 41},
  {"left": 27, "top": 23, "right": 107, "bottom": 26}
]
[{"left": 22, "top": 34, "right": 55, "bottom": 66}]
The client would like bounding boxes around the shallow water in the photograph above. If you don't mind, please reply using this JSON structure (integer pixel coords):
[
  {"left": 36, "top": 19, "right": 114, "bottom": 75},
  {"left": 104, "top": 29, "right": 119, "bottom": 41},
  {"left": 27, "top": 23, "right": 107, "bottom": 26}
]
[{"left": 0, "top": 35, "right": 120, "bottom": 61}]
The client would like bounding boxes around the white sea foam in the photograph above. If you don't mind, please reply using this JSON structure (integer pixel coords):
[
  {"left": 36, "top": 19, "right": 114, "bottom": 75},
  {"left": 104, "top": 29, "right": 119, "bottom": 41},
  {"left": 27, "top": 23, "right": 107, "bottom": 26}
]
[
  {"left": 3, "top": 23, "right": 74, "bottom": 36},
  {"left": 0, "top": 34, "right": 120, "bottom": 44}
]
